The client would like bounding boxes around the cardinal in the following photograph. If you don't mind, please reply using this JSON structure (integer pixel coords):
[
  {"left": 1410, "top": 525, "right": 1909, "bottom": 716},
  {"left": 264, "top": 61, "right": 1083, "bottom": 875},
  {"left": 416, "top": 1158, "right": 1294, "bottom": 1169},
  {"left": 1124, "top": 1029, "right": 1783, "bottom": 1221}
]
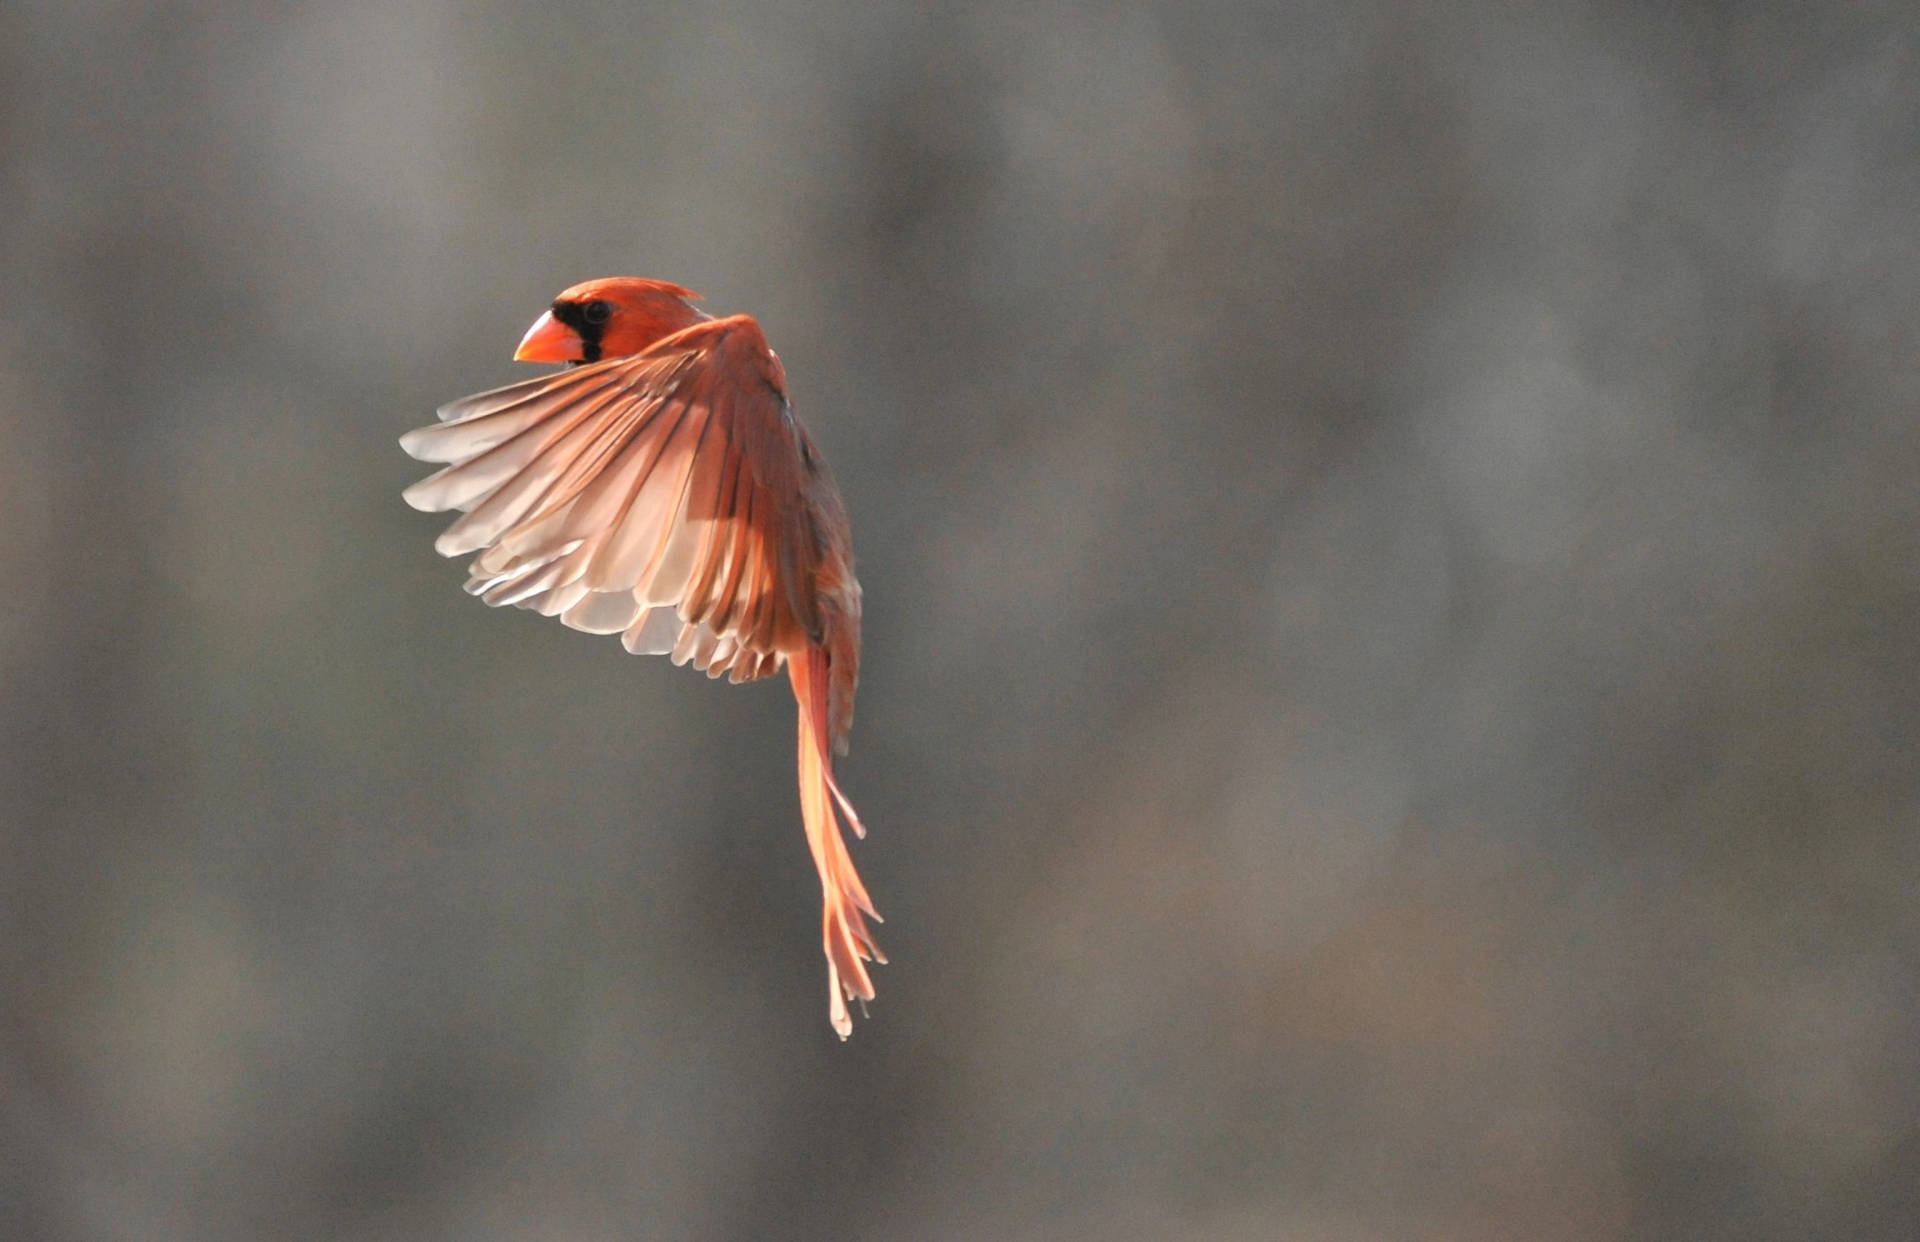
[{"left": 399, "top": 278, "right": 882, "bottom": 1037}]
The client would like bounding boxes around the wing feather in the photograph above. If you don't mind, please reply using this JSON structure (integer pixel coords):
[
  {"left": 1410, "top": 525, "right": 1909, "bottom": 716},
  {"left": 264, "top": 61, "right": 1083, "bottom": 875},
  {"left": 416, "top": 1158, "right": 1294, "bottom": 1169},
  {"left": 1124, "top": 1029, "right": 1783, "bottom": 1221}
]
[
  {"left": 403, "top": 373, "right": 620, "bottom": 460},
  {"left": 434, "top": 390, "right": 639, "bottom": 556},
  {"left": 682, "top": 445, "right": 747, "bottom": 616},
  {"left": 562, "top": 588, "right": 647, "bottom": 635},
  {"left": 588, "top": 397, "right": 702, "bottom": 594},
  {"left": 649, "top": 412, "right": 731, "bottom": 606},
  {"left": 622, "top": 606, "right": 681, "bottom": 655}
]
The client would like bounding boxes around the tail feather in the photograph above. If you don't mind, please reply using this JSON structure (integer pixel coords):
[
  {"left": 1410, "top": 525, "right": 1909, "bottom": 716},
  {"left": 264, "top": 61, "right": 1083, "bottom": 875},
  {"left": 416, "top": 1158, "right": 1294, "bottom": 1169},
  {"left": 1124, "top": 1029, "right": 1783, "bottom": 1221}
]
[{"left": 789, "top": 646, "right": 884, "bottom": 1037}]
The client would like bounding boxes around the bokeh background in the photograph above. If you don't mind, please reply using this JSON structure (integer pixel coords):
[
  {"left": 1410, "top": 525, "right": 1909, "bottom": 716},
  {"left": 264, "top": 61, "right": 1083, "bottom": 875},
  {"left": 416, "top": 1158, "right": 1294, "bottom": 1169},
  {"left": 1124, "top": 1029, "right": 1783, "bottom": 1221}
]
[{"left": 4, "top": 2, "right": 1918, "bottom": 1239}]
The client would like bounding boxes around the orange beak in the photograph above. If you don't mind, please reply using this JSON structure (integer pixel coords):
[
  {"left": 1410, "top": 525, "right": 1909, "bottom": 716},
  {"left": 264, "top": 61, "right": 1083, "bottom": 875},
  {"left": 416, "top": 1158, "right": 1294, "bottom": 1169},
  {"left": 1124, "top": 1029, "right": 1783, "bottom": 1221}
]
[{"left": 513, "top": 310, "right": 582, "bottom": 363}]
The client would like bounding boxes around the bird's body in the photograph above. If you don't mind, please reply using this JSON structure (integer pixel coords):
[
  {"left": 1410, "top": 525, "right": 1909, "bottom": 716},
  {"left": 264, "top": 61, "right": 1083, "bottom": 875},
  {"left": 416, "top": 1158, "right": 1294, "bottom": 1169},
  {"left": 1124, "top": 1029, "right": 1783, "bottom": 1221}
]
[{"left": 400, "top": 278, "right": 882, "bottom": 1036}]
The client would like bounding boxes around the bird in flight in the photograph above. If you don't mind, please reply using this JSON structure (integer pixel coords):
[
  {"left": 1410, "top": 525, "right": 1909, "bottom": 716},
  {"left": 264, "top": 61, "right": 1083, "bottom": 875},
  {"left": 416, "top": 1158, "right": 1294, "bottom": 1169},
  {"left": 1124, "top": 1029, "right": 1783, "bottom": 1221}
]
[{"left": 399, "top": 277, "right": 882, "bottom": 1037}]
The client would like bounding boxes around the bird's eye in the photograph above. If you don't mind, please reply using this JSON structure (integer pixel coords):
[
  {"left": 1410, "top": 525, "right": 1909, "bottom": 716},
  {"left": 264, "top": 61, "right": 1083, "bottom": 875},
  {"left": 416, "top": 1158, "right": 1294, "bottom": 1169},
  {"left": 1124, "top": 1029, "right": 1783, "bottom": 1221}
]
[{"left": 582, "top": 299, "right": 612, "bottom": 325}]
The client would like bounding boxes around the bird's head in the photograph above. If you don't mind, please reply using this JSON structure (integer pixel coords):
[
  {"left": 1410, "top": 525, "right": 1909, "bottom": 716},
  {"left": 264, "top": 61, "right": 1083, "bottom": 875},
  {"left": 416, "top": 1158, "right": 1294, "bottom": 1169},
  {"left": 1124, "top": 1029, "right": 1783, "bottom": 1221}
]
[{"left": 514, "top": 277, "right": 706, "bottom": 365}]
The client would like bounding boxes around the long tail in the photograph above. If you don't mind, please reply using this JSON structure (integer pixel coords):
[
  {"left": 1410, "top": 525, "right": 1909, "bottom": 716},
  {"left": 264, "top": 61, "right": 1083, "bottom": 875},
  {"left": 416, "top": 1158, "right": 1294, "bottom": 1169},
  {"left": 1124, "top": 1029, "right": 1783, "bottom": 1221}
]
[{"left": 789, "top": 646, "right": 884, "bottom": 1037}]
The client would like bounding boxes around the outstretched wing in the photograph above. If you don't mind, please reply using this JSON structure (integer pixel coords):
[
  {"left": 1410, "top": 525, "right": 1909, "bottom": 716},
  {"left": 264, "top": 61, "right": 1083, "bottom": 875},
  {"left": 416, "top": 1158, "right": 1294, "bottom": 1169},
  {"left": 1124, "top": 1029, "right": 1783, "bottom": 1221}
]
[{"left": 401, "top": 315, "right": 834, "bottom": 685}]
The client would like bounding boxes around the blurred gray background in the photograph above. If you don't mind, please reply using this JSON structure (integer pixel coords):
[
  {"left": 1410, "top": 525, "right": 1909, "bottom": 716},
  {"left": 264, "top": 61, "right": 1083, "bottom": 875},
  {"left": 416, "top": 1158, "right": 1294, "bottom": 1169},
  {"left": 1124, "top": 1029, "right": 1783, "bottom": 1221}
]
[{"left": 3, "top": 2, "right": 1917, "bottom": 1239}]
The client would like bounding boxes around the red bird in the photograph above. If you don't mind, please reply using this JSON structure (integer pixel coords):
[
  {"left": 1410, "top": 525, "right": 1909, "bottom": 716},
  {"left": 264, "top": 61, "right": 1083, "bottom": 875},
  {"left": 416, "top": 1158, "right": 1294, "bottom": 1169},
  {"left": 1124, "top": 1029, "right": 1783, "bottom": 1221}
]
[{"left": 400, "top": 278, "right": 882, "bottom": 1037}]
